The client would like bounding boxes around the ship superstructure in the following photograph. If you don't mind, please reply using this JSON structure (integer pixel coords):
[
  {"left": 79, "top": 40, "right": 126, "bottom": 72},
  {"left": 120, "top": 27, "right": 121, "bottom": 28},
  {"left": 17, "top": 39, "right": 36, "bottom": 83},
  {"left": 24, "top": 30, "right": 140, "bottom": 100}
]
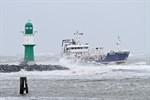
[{"left": 61, "top": 31, "right": 89, "bottom": 62}]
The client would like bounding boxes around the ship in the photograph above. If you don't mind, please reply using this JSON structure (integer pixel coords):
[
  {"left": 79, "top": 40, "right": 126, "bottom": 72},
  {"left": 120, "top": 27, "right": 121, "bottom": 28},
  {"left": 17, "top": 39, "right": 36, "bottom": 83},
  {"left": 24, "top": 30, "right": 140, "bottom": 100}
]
[{"left": 61, "top": 31, "right": 130, "bottom": 64}]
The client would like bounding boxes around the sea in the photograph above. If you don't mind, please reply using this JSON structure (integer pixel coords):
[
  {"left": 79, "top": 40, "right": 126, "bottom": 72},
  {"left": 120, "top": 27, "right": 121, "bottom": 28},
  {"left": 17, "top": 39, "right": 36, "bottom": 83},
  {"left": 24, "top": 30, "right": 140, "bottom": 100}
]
[{"left": 0, "top": 52, "right": 150, "bottom": 100}]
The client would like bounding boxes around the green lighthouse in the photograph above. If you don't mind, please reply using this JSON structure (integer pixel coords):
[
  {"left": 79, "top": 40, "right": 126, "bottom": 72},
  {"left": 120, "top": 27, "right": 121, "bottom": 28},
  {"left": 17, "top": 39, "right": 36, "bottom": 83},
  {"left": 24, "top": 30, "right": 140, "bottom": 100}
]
[{"left": 22, "top": 22, "right": 36, "bottom": 65}]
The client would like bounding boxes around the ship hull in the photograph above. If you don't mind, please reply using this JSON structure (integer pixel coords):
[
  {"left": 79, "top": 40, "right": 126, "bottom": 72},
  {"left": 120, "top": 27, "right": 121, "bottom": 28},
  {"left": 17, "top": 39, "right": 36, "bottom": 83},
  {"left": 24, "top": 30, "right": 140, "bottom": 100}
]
[{"left": 95, "top": 51, "right": 130, "bottom": 64}]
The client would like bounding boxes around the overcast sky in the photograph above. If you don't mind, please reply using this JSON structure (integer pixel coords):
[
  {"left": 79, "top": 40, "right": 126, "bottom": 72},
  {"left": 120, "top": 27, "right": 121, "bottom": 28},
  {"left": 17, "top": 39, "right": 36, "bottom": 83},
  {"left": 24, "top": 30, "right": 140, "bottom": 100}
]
[{"left": 0, "top": 0, "right": 149, "bottom": 56}]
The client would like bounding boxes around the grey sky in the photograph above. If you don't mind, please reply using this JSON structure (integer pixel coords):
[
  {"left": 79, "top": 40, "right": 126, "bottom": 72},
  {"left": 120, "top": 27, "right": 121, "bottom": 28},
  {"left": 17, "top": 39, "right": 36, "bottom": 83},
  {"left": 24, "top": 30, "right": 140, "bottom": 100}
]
[{"left": 0, "top": 0, "right": 149, "bottom": 55}]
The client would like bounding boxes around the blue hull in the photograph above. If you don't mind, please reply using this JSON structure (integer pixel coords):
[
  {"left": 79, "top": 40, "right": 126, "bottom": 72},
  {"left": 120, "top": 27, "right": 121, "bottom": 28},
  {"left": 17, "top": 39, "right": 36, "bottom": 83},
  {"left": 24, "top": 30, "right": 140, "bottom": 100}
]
[{"left": 96, "top": 51, "right": 130, "bottom": 64}]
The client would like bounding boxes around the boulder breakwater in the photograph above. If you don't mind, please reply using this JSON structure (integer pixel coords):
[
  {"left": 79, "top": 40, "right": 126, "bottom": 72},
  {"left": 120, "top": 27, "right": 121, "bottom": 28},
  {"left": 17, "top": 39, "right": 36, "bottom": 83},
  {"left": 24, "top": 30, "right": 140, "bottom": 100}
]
[{"left": 0, "top": 64, "right": 69, "bottom": 73}]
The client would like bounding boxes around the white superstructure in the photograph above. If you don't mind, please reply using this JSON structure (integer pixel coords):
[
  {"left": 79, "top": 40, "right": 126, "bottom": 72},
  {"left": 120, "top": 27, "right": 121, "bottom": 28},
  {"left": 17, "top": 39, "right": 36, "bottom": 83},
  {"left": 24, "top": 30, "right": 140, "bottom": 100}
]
[
  {"left": 61, "top": 31, "right": 90, "bottom": 60},
  {"left": 61, "top": 31, "right": 106, "bottom": 63}
]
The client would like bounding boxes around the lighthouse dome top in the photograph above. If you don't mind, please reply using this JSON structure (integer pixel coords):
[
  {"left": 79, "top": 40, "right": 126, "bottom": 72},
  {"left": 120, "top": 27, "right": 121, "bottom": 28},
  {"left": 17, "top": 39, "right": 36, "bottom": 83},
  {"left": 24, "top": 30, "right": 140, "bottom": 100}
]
[
  {"left": 25, "top": 22, "right": 33, "bottom": 27},
  {"left": 25, "top": 22, "right": 33, "bottom": 34}
]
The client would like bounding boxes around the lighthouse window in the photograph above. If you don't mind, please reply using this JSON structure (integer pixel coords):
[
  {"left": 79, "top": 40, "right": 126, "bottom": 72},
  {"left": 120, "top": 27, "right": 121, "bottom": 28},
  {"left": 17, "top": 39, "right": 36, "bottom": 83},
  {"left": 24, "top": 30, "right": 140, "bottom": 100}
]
[
  {"left": 29, "top": 27, "right": 32, "bottom": 29},
  {"left": 26, "top": 27, "right": 28, "bottom": 29}
]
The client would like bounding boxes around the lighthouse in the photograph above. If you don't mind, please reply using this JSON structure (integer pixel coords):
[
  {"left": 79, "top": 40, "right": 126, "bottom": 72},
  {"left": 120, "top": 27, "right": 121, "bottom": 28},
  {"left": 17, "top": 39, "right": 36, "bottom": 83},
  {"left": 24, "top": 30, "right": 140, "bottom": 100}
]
[{"left": 21, "top": 22, "right": 36, "bottom": 65}]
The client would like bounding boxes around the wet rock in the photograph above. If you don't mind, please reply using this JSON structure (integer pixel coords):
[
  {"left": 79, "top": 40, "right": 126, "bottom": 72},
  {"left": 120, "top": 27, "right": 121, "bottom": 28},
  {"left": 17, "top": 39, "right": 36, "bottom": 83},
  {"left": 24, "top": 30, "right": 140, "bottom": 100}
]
[
  {"left": 0, "top": 64, "right": 20, "bottom": 72},
  {"left": 0, "top": 64, "right": 69, "bottom": 73}
]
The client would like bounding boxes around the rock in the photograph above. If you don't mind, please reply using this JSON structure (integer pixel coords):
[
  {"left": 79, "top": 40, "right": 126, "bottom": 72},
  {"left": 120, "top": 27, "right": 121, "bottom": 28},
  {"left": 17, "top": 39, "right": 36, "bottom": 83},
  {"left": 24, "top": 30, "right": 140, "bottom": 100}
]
[{"left": 0, "top": 64, "right": 69, "bottom": 73}]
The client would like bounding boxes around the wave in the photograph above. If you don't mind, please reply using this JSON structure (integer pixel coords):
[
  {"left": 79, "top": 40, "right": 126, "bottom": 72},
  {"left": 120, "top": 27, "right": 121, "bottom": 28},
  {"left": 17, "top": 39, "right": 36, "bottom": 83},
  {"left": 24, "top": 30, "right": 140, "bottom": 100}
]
[{"left": 0, "top": 52, "right": 149, "bottom": 66}]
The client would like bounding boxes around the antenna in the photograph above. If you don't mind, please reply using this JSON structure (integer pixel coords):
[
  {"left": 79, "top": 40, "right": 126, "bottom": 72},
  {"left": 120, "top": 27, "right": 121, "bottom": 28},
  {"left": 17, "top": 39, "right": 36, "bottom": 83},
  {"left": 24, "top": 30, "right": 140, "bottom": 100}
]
[{"left": 116, "top": 35, "right": 121, "bottom": 51}]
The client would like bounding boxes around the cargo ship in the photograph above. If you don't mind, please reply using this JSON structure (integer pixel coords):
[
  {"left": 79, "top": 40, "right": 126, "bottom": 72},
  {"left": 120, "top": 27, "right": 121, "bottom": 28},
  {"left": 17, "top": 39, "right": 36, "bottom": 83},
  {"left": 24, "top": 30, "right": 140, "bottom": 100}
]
[{"left": 61, "top": 31, "right": 130, "bottom": 64}]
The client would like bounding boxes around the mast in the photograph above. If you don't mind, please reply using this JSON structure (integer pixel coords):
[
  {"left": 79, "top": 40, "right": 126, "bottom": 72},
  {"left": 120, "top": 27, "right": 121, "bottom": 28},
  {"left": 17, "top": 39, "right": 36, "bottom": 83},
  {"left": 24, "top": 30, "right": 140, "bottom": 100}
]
[
  {"left": 74, "top": 30, "right": 83, "bottom": 45},
  {"left": 116, "top": 35, "right": 121, "bottom": 51}
]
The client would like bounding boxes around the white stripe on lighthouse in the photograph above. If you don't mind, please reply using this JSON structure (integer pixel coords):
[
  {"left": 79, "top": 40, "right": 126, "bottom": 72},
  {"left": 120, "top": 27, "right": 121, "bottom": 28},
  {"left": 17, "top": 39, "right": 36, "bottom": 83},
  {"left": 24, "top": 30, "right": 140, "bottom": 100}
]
[{"left": 24, "top": 34, "right": 34, "bottom": 45}]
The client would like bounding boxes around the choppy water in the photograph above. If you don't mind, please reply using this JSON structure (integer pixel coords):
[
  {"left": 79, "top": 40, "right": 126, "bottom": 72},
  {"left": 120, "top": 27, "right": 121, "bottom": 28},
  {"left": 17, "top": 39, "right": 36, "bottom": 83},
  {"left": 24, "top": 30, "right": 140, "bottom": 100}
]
[{"left": 0, "top": 52, "right": 150, "bottom": 100}]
